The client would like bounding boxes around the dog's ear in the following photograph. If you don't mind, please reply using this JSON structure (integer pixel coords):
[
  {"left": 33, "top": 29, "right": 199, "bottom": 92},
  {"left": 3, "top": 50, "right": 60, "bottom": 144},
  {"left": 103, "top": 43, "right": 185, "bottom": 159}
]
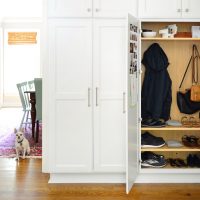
[
  {"left": 20, "top": 127, "right": 25, "bottom": 133},
  {"left": 14, "top": 128, "right": 17, "bottom": 134}
]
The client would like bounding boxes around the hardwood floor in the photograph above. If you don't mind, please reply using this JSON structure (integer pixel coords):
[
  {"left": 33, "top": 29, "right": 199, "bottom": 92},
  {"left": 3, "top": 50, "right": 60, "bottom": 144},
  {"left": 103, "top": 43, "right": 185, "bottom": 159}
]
[{"left": 0, "top": 158, "right": 200, "bottom": 200}]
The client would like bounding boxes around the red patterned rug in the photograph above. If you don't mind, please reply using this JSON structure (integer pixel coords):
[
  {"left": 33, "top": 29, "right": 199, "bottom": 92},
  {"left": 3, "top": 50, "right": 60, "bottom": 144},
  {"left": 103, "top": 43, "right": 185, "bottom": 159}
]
[{"left": 0, "top": 127, "right": 42, "bottom": 158}]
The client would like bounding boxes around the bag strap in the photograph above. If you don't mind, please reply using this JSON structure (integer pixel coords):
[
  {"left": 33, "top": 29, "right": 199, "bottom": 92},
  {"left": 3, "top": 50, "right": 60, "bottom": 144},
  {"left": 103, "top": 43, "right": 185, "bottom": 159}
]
[
  {"left": 179, "top": 45, "right": 200, "bottom": 90},
  {"left": 179, "top": 56, "right": 193, "bottom": 90},
  {"left": 192, "top": 45, "right": 200, "bottom": 85}
]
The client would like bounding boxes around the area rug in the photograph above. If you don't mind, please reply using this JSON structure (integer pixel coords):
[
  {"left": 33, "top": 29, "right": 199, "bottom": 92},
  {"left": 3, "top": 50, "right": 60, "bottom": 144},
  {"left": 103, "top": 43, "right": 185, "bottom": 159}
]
[{"left": 0, "top": 127, "right": 42, "bottom": 158}]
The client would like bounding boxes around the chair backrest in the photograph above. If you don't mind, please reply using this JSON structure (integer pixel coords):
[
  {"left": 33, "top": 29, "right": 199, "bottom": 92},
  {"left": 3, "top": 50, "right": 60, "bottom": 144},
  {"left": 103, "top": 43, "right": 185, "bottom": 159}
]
[
  {"left": 34, "top": 78, "right": 42, "bottom": 121},
  {"left": 16, "top": 82, "right": 30, "bottom": 111},
  {"left": 28, "top": 80, "right": 35, "bottom": 91}
]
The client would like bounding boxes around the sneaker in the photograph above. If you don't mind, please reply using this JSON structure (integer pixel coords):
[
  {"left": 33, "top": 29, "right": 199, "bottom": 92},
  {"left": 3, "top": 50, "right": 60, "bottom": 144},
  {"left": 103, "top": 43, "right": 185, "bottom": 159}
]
[
  {"left": 141, "top": 132, "right": 165, "bottom": 148},
  {"left": 141, "top": 118, "right": 166, "bottom": 128},
  {"left": 141, "top": 152, "right": 167, "bottom": 168}
]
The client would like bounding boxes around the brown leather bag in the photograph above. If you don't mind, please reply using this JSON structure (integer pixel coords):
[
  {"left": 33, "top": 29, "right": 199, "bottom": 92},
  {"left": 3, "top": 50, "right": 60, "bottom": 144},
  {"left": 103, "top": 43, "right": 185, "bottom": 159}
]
[{"left": 191, "top": 45, "right": 200, "bottom": 102}]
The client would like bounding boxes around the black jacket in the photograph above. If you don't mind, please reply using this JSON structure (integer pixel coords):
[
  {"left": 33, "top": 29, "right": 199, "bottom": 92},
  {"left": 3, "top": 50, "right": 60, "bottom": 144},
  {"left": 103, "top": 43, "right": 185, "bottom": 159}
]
[{"left": 141, "top": 43, "right": 172, "bottom": 121}]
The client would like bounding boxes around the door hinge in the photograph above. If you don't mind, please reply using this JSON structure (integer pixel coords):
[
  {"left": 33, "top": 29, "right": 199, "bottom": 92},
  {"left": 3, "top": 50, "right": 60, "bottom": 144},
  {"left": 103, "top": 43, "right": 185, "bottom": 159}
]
[
  {"left": 139, "top": 29, "right": 142, "bottom": 34},
  {"left": 138, "top": 118, "right": 142, "bottom": 123}
]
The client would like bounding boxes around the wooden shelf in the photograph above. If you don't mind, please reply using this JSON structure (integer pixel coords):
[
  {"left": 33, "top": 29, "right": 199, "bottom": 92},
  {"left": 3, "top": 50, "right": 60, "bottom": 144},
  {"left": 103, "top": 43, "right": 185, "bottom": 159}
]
[
  {"left": 140, "top": 164, "right": 200, "bottom": 173},
  {"left": 141, "top": 146, "right": 200, "bottom": 152},
  {"left": 141, "top": 37, "right": 200, "bottom": 41},
  {"left": 141, "top": 126, "right": 200, "bottom": 131}
]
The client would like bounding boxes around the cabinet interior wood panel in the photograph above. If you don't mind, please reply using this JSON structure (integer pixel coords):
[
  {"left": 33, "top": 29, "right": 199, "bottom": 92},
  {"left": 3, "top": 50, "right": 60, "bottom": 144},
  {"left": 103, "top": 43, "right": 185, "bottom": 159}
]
[{"left": 141, "top": 22, "right": 200, "bottom": 121}]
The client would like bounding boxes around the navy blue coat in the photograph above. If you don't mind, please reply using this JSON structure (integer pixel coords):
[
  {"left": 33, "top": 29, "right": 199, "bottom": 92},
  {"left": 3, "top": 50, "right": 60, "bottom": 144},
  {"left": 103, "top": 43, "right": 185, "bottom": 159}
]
[{"left": 141, "top": 43, "right": 172, "bottom": 121}]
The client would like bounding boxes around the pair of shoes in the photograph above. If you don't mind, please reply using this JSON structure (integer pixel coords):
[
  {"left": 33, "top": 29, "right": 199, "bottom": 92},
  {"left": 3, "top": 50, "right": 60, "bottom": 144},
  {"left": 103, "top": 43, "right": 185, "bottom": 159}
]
[
  {"left": 187, "top": 154, "right": 200, "bottom": 167},
  {"left": 181, "top": 116, "right": 200, "bottom": 128},
  {"left": 141, "top": 132, "right": 165, "bottom": 148},
  {"left": 141, "top": 118, "right": 166, "bottom": 128},
  {"left": 141, "top": 152, "right": 167, "bottom": 168},
  {"left": 168, "top": 158, "right": 187, "bottom": 168},
  {"left": 182, "top": 135, "right": 200, "bottom": 148}
]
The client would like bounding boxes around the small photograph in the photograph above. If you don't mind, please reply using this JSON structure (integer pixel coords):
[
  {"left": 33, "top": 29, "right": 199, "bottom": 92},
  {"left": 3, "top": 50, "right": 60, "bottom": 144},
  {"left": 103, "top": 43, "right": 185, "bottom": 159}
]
[
  {"left": 133, "top": 51, "right": 137, "bottom": 59},
  {"left": 130, "top": 43, "right": 133, "bottom": 53},
  {"left": 130, "top": 24, "right": 138, "bottom": 33},
  {"left": 133, "top": 42, "right": 137, "bottom": 51}
]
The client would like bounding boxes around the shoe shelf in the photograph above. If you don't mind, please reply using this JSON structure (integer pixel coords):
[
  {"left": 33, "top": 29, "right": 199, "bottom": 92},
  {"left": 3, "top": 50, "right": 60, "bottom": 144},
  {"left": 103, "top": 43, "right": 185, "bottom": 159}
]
[
  {"left": 141, "top": 146, "right": 200, "bottom": 152},
  {"left": 140, "top": 165, "right": 200, "bottom": 174},
  {"left": 141, "top": 126, "right": 200, "bottom": 131}
]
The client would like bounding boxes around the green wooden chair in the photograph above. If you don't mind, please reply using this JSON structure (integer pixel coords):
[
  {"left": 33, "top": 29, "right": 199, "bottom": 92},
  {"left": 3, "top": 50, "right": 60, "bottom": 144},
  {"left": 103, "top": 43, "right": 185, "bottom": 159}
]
[
  {"left": 34, "top": 78, "right": 42, "bottom": 143},
  {"left": 16, "top": 82, "right": 31, "bottom": 129}
]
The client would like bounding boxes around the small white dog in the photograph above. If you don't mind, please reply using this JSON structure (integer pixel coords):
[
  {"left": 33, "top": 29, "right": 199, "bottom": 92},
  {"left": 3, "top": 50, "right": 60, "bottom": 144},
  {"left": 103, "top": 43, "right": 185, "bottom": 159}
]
[{"left": 14, "top": 128, "right": 30, "bottom": 159}]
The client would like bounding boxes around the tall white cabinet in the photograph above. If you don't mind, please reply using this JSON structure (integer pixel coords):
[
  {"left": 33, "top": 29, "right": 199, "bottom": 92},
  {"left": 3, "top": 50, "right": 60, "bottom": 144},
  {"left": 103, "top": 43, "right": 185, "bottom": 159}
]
[
  {"left": 93, "top": 20, "right": 126, "bottom": 172},
  {"left": 48, "top": 19, "right": 93, "bottom": 172},
  {"left": 46, "top": 0, "right": 131, "bottom": 179}
]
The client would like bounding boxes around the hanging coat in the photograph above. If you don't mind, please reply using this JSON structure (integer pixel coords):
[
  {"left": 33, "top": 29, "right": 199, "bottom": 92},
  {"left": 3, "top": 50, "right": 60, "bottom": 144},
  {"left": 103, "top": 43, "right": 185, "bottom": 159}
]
[{"left": 141, "top": 43, "right": 172, "bottom": 121}]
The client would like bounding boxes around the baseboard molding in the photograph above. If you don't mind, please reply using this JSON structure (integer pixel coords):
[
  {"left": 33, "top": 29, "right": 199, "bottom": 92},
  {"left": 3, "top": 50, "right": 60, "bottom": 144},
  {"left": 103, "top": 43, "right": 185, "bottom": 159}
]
[
  {"left": 136, "top": 173, "right": 200, "bottom": 183},
  {"left": 49, "top": 173, "right": 126, "bottom": 183}
]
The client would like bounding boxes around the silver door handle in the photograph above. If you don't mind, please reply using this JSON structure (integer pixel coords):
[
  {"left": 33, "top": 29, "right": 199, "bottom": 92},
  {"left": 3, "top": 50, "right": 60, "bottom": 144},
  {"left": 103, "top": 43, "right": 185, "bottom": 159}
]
[
  {"left": 123, "top": 92, "right": 126, "bottom": 113},
  {"left": 88, "top": 88, "right": 91, "bottom": 107},
  {"left": 185, "top": 8, "right": 189, "bottom": 12},
  {"left": 96, "top": 87, "right": 99, "bottom": 106},
  {"left": 87, "top": 8, "right": 91, "bottom": 12},
  {"left": 95, "top": 8, "right": 100, "bottom": 12},
  {"left": 177, "top": 8, "right": 181, "bottom": 12}
]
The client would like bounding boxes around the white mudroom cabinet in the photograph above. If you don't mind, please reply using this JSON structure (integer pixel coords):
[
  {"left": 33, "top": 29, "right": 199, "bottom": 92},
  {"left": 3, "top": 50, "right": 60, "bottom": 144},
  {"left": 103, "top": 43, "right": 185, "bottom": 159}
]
[
  {"left": 126, "top": 15, "right": 200, "bottom": 193},
  {"left": 44, "top": 0, "right": 200, "bottom": 195},
  {"left": 139, "top": 0, "right": 200, "bottom": 19},
  {"left": 47, "top": 18, "right": 127, "bottom": 178}
]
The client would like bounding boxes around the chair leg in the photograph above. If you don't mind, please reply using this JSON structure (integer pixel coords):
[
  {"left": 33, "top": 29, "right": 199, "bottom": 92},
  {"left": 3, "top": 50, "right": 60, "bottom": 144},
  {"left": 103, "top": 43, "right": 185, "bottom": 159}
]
[
  {"left": 20, "top": 111, "right": 26, "bottom": 129},
  {"left": 36, "top": 120, "right": 39, "bottom": 143},
  {"left": 25, "top": 110, "right": 29, "bottom": 130}
]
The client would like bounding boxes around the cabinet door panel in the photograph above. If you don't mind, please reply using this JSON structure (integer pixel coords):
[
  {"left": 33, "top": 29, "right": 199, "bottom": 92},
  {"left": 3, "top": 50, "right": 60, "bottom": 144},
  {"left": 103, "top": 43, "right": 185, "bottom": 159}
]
[
  {"left": 93, "top": 20, "right": 126, "bottom": 172},
  {"left": 48, "top": 19, "right": 93, "bottom": 172},
  {"left": 139, "top": 0, "right": 181, "bottom": 18},
  {"left": 48, "top": 0, "right": 92, "bottom": 17},
  {"left": 93, "top": 0, "right": 136, "bottom": 18},
  {"left": 182, "top": 0, "right": 200, "bottom": 18}
]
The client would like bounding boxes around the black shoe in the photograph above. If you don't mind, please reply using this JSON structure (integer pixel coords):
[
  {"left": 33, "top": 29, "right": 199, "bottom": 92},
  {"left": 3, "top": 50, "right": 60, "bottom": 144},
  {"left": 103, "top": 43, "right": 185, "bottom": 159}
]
[
  {"left": 187, "top": 154, "right": 195, "bottom": 167},
  {"left": 193, "top": 155, "right": 200, "bottom": 168},
  {"left": 141, "top": 152, "right": 167, "bottom": 168},
  {"left": 141, "top": 132, "right": 165, "bottom": 148},
  {"left": 141, "top": 119, "right": 166, "bottom": 128}
]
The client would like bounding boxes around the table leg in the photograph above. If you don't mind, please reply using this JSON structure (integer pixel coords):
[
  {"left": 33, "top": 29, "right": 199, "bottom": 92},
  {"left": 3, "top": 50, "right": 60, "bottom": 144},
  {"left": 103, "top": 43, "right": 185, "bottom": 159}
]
[{"left": 30, "top": 93, "right": 36, "bottom": 138}]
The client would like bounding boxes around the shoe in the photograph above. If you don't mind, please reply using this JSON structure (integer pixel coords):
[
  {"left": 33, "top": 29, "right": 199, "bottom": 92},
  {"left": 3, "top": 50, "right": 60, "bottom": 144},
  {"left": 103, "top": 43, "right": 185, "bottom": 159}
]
[
  {"left": 141, "top": 118, "right": 166, "bottom": 128},
  {"left": 182, "top": 135, "right": 199, "bottom": 148},
  {"left": 187, "top": 154, "right": 200, "bottom": 167},
  {"left": 141, "top": 152, "right": 167, "bottom": 168},
  {"left": 169, "top": 158, "right": 187, "bottom": 168},
  {"left": 141, "top": 132, "right": 165, "bottom": 148},
  {"left": 187, "top": 154, "right": 195, "bottom": 167}
]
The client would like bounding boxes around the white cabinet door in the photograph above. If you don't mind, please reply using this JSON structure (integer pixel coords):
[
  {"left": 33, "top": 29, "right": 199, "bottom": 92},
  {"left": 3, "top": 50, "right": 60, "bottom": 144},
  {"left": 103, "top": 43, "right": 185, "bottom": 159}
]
[
  {"left": 48, "top": 19, "right": 93, "bottom": 172},
  {"left": 93, "top": 19, "right": 126, "bottom": 172},
  {"left": 126, "top": 14, "right": 140, "bottom": 194},
  {"left": 182, "top": 0, "right": 200, "bottom": 18},
  {"left": 139, "top": 0, "right": 181, "bottom": 18},
  {"left": 48, "top": 0, "right": 92, "bottom": 17},
  {"left": 93, "top": 0, "right": 136, "bottom": 18}
]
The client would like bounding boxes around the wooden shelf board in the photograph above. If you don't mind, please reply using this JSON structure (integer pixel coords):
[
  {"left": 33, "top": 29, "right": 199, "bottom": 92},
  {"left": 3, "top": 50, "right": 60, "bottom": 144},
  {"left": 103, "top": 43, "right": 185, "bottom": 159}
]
[
  {"left": 141, "top": 37, "right": 200, "bottom": 41},
  {"left": 140, "top": 164, "right": 200, "bottom": 173},
  {"left": 141, "top": 126, "right": 200, "bottom": 131},
  {"left": 141, "top": 146, "right": 200, "bottom": 152}
]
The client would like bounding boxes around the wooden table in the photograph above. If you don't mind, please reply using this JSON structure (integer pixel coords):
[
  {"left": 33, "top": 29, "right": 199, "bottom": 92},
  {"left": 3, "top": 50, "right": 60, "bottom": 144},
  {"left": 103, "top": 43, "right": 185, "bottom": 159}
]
[{"left": 24, "top": 91, "right": 36, "bottom": 138}]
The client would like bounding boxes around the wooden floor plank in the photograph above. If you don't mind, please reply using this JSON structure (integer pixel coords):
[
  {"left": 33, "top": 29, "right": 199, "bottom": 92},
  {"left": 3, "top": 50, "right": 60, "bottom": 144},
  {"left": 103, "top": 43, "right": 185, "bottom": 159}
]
[{"left": 0, "top": 158, "right": 200, "bottom": 200}]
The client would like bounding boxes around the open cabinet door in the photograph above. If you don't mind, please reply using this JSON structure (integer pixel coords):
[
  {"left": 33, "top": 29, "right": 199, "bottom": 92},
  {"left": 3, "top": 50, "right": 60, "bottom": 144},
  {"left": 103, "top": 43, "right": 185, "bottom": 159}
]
[{"left": 126, "top": 13, "right": 140, "bottom": 194}]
